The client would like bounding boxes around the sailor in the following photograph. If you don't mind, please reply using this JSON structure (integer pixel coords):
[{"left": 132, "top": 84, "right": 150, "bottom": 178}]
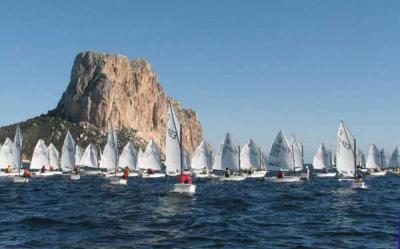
[
  {"left": 147, "top": 168, "right": 154, "bottom": 175},
  {"left": 23, "top": 169, "right": 31, "bottom": 178},
  {"left": 323, "top": 168, "right": 327, "bottom": 173},
  {"left": 40, "top": 165, "right": 46, "bottom": 173},
  {"left": 277, "top": 169, "right": 284, "bottom": 178},
  {"left": 49, "top": 165, "right": 55, "bottom": 171},
  {"left": 5, "top": 165, "right": 13, "bottom": 173},
  {"left": 179, "top": 173, "right": 192, "bottom": 184},
  {"left": 201, "top": 167, "right": 207, "bottom": 174},
  {"left": 122, "top": 166, "right": 130, "bottom": 179},
  {"left": 73, "top": 166, "right": 80, "bottom": 175},
  {"left": 224, "top": 168, "right": 230, "bottom": 178}
]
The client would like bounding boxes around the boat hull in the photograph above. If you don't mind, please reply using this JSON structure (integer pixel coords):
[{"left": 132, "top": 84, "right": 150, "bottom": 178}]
[
  {"left": 70, "top": 174, "right": 80, "bottom": 180},
  {"left": 110, "top": 178, "right": 127, "bottom": 185},
  {"left": 142, "top": 173, "right": 165, "bottom": 178},
  {"left": 316, "top": 172, "right": 337, "bottom": 178},
  {"left": 266, "top": 176, "right": 302, "bottom": 183},
  {"left": 10, "top": 176, "right": 29, "bottom": 183},
  {"left": 369, "top": 171, "right": 387, "bottom": 177},
  {"left": 172, "top": 183, "right": 196, "bottom": 194}
]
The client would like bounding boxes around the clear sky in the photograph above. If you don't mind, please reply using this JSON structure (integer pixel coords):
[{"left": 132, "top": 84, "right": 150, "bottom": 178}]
[{"left": 0, "top": 1, "right": 399, "bottom": 161}]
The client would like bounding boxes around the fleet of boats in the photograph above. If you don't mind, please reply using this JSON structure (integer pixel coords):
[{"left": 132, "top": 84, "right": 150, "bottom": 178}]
[{"left": 0, "top": 112, "right": 398, "bottom": 193}]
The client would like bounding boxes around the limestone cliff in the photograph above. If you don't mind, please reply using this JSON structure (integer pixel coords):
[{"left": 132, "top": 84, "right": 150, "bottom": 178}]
[{"left": 52, "top": 51, "right": 203, "bottom": 153}]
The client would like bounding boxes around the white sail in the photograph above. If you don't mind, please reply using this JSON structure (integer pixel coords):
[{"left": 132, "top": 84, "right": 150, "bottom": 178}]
[
  {"left": 165, "top": 103, "right": 182, "bottom": 176},
  {"left": 80, "top": 144, "right": 98, "bottom": 168},
  {"left": 240, "top": 139, "right": 261, "bottom": 170},
  {"left": 380, "top": 148, "right": 389, "bottom": 169},
  {"left": 138, "top": 140, "right": 161, "bottom": 171},
  {"left": 191, "top": 141, "right": 213, "bottom": 170},
  {"left": 289, "top": 135, "right": 304, "bottom": 171},
  {"left": 61, "top": 131, "right": 75, "bottom": 172},
  {"left": 12, "top": 126, "right": 23, "bottom": 170},
  {"left": 136, "top": 148, "right": 144, "bottom": 170},
  {"left": 212, "top": 133, "right": 239, "bottom": 171},
  {"left": 100, "top": 123, "right": 119, "bottom": 172},
  {"left": 366, "top": 144, "right": 381, "bottom": 170},
  {"left": 0, "top": 138, "right": 14, "bottom": 169},
  {"left": 356, "top": 149, "right": 365, "bottom": 168},
  {"left": 75, "top": 145, "right": 83, "bottom": 166},
  {"left": 336, "top": 121, "right": 356, "bottom": 176},
  {"left": 268, "top": 131, "right": 294, "bottom": 171},
  {"left": 118, "top": 142, "right": 137, "bottom": 170},
  {"left": 260, "top": 150, "right": 268, "bottom": 170},
  {"left": 48, "top": 143, "right": 60, "bottom": 170},
  {"left": 312, "top": 143, "right": 330, "bottom": 170},
  {"left": 30, "top": 139, "right": 50, "bottom": 170},
  {"left": 389, "top": 147, "right": 400, "bottom": 168}
]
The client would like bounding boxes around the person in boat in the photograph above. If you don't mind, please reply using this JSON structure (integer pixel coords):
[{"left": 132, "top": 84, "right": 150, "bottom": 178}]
[
  {"left": 323, "top": 168, "right": 327, "bottom": 174},
  {"left": 49, "top": 165, "right": 55, "bottom": 171},
  {"left": 147, "top": 168, "right": 154, "bottom": 175},
  {"left": 200, "top": 167, "right": 207, "bottom": 174},
  {"left": 179, "top": 173, "right": 192, "bottom": 184},
  {"left": 5, "top": 165, "right": 13, "bottom": 173},
  {"left": 122, "top": 166, "right": 130, "bottom": 180},
  {"left": 73, "top": 166, "right": 80, "bottom": 175},
  {"left": 23, "top": 169, "right": 31, "bottom": 178},
  {"left": 224, "top": 168, "right": 230, "bottom": 178},
  {"left": 373, "top": 168, "right": 379, "bottom": 173},
  {"left": 40, "top": 165, "right": 46, "bottom": 173},
  {"left": 277, "top": 169, "right": 284, "bottom": 178}
]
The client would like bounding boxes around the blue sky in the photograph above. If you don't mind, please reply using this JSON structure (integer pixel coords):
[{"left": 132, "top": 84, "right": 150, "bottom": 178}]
[{"left": 0, "top": 1, "right": 399, "bottom": 161}]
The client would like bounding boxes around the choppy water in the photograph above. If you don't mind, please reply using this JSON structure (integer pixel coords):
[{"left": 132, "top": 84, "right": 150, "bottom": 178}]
[{"left": 0, "top": 174, "right": 398, "bottom": 249}]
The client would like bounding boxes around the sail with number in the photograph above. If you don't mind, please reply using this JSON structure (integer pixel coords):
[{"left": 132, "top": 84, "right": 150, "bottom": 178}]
[
  {"left": 0, "top": 138, "right": 14, "bottom": 170},
  {"left": 118, "top": 142, "right": 137, "bottom": 170},
  {"left": 312, "top": 143, "right": 330, "bottom": 170},
  {"left": 80, "top": 144, "right": 98, "bottom": 168},
  {"left": 191, "top": 141, "right": 213, "bottom": 171},
  {"left": 212, "top": 133, "right": 239, "bottom": 171},
  {"left": 138, "top": 140, "right": 161, "bottom": 171},
  {"left": 61, "top": 131, "right": 75, "bottom": 172},
  {"left": 389, "top": 147, "right": 400, "bottom": 168},
  {"left": 165, "top": 103, "right": 182, "bottom": 176},
  {"left": 268, "top": 131, "right": 293, "bottom": 171},
  {"left": 336, "top": 121, "right": 356, "bottom": 176},
  {"left": 240, "top": 139, "right": 261, "bottom": 170},
  {"left": 30, "top": 139, "right": 50, "bottom": 170},
  {"left": 366, "top": 144, "right": 381, "bottom": 170},
  {"left": 12, "top": 126, "right": 23, "bottom": 171},
  {"left": 48, "top": 143, "right": 60, "bottom": 170}
]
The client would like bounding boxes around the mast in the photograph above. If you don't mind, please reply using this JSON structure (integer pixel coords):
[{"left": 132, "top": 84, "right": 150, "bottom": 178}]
[
  {"left": 292, "top": 144, "right": 296, "bottom": 175},
  {"left": 238, "top": 145, "right": 241, "bottom": 174},
  {"left": 353, "top": 138, "right": 357, "bottom": 179}
]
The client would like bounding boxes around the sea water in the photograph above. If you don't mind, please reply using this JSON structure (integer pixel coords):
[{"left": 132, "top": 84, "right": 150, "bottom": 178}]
[{"left": 0, "top": 174, "right": 398, "bottom": 248}]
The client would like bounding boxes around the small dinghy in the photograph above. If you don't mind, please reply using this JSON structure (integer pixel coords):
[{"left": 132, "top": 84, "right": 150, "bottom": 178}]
[
  {"left": 70, "top": 174, "right": 80, "bottom": 180},
  {"left": 267, "top": 176, "right": 302, "bottom": 183},
  {"left": 10, "top": 176, "right": 29, "bottom": 183},
  {"left": 316, "top": 172, "right": 337, "bottom": 178},
  {"left": 247, "top": 170, "right": 267, "bottom": 179},
  {"left": 138, "top": 140, "right": 164, "bottom": 178}
]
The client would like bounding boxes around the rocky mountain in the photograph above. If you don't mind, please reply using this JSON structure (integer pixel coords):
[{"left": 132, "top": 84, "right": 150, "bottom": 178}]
[{"left": 0, "top": 51, "right": 203, "bottom": 159}]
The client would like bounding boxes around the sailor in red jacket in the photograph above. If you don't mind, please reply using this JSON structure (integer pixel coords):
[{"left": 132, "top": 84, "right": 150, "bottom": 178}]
[{"left": 179, "top": 173, "right": 192, "bottom": 184}]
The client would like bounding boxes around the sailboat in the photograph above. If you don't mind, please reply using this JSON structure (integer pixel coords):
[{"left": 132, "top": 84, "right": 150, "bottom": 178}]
[
  {"left": 100, "top": 124, "right": 118, "bottom": 177},
  {"left": 190, "top": 141, "right": 213, "bottom": 178},
  {"left": 79, "top": 144, "right": 100, "bottom": 175},
  {"left": 48, "top": 143, "right": 62, "bottom": 175},
  {"left": 60, "top": 131, "right": 75, "bottom": 173},
  {"left": 118, "top": 142, "right": 138, "bottom": 177},
  {"left": 290, "top": 135, "right": 310, "bottom": 180},
  {"left": 0, "top": 138, "right": 14, "bottom": 176},
  {"left": 30, "top": 139, "right": 52, "bottom": 176},
  {"left": 336, "top": 121, "right": 367, "bottom": 188},
  {"left": 388, "top": 146, "right": 400, "bottom": 174},
  {"left": 267, "top": 131, "right": 301, "bottom": 182},
  {"left": 313, "top": 143, "right": 336, "bottom": 177},
  {"left": 140, "top": 139, "right": 165, "bottom": 178},
  {"left": 10, "top": 126, "right": 28, "bottom": 183},
  {"left": 75, "top": 145, "right": 83, "bottom": 166},
  {"left": 366, "top": 144, "right": 387, "bottom": 176},
  {"left": 212, "top": 133, "right": 246, "bottom": 181},
  {"left": 241, "top": 139, "right": 267, "bottom": 179}
]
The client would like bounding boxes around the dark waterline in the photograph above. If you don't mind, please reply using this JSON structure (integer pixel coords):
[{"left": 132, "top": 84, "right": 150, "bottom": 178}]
[{"left": 0, "top": 175, "right": 398, "bottom": 249}]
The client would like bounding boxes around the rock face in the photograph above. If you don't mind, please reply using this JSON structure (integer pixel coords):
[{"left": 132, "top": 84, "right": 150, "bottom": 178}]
[{"left": 53, "top": 51, "right": 203, "bottom": 153}]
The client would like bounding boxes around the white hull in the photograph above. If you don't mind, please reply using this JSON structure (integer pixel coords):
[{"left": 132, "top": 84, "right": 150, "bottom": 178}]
[
  {"left": 33, "top": 171, "right": 62, "bottom": 177},
  {"left": 369, "top": 171, "right": 387, "bottom": 177},
  {"left": 267, "top": 176, "right": 302, "bottom": 183},
  {"left": 142, "top": 173, "right": 165, "bottom": 178},
  {"left": 80, "top": 170, "right": 101, "bottom": 176},
  {"left": 194, "top": 173, "right": 211, "bottom": 179},
  {"left": 316, "top": 172, "right": 337, "bottom": 178},
  {"left": 172, "top": 183, "right": 196, "bottom": 194},
  {"left": 247, "top": 171, "right": 267, "bottom": 179},
  {"left": 0, "top": 172, "right": 18, "bottom": 177},
  {"left": 338, "top": 178, "right": 355, "bottom": 182},
  {"left": 70, "top": 174, "right": 80, "bottom": 180},
  {"left": 110, "top": 178, "right": 127, "bottom": 185},
  {"left": 351, "top": 181, "right": 368, "bottom": 189},
  {"left": 10, "top": 176, "right": 29, "bottom": 183},
  {"left": 219, "top": 175, "right": 247, "bottom": 181}
]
